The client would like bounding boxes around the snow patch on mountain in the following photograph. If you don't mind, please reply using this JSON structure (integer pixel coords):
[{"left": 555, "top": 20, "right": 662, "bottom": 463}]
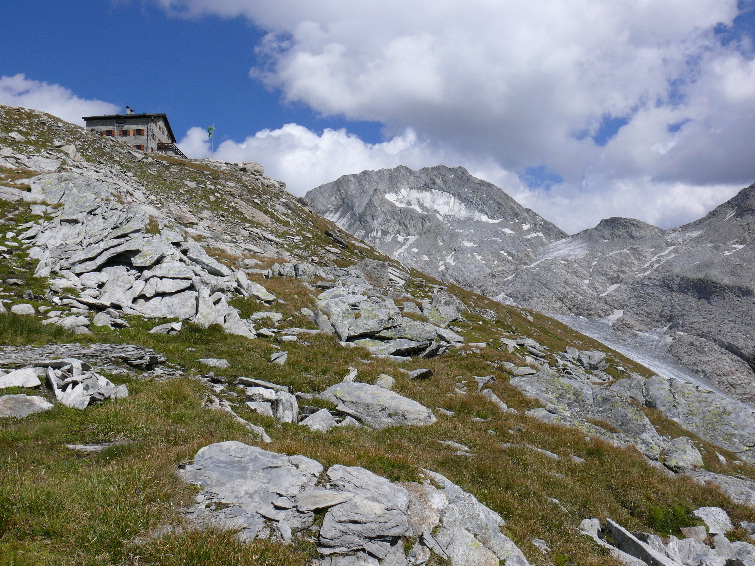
[
  {"left": 384, "top": 188, "right": 501, "bottom": 223},
  {"left": 600, "top": 284, "right": 620, "bottom": 297},
  {"left": 394, "top": 235, "right": 418, "bottom": 256},
  {"left": 723, "top": 243, "right": 745, "bottom": 255},
  {"left": 641, "top": 246, "right": 676, "bottom": 269},
  {"left": 537, "top": 239, "right": 590, "bottom": 261}
]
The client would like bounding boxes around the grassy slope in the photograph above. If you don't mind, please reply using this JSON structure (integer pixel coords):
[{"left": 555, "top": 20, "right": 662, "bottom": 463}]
[{"left": 0, "top": 106, "right": 754, "bottom": 566}]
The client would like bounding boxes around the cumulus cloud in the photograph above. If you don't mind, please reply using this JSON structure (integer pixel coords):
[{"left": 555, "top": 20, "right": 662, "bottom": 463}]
[
  {"left": 178, "top": 124, "right": 495, "bottom": 195},
  {"left": 0, "top": 74, "right": 119, "bottom": 126},
  {"left": 12, "top": 0, "right": 755, "bottom": 233},
  {"left": 160, "top": 0, "right": 755, "bottom": 232},
  {"left": 179, "top": 122, "right": 741, "bottom": 234},
  {"left": 515, "top": 180, "right": 742, "bottom": 235},
  {"left": 157, "top": 1, "right": 743, "bottom": 162}
]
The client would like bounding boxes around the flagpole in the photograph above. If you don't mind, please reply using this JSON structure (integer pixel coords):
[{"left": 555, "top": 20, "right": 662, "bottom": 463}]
[{"left": 210, "top": 123, "right": 215, "bottom": 159}]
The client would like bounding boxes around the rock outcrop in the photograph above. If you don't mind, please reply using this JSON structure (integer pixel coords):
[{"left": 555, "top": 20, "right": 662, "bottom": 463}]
[
  {"left": 179, "top": 441, "right": 531, "bottom": 565},
  {"left": 509, "top": 349, "right": 755, "bottom": 464},
  {"left": 22, "top": 172, "right": 260, "bottom": 338},
  {"left": 581, "top": 511, "right": 755, "bottom": 566},
  {"left": 313, "top": 272, "right": 463, "bottom": 358},
  {"left": 3, "top": 105, "right": 755, "bottom": 566},
  {"left": 306, "top": 167, "right": 755, "bottom": 403}
]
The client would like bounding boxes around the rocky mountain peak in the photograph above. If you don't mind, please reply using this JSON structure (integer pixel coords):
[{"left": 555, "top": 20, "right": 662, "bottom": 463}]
[
  {"left": 3, "top": 105, "right": 755, "bottom": 566},
  {"left": 306, "top": 165, "right": 565, "bottom": 291},
  {"left": 736, "top": 182, "right": 755, "bottom": 213},
  {"left": 703, "top": 181, "right": 755, "bottom": 222},
  {"left": 578, "top": 216, "right": 665, "bottom": 243},
  {"left": 307, "top": 159, "right": 755, "bottom": 405}
]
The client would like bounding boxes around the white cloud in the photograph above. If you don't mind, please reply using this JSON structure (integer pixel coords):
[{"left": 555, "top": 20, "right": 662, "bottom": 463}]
[
  {"left": 0, "top": 74, "right": 119, "bottom": 126},
  {"left": 161, "top": 0, "right": 754, "bottom": 233},
  {"left": 179, "top": 124, "right": 456, "bottom": 193},
  {"left": 10, "top": 0, "right": 755, "bottom": 234},
  {"left": 179, "top": 122, "right": 741, "bottom": 234},
  {"left": 515, "top": 180, "right": 742, "bottom": 235}
]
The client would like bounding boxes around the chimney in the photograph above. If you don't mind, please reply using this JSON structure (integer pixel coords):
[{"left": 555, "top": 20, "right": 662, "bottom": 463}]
[{"left": 126, "top": 106, "right": 134, "bottom": 115}]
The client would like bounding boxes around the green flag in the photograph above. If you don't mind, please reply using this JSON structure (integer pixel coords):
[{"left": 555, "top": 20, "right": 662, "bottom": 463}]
[{"left": 207, "top": 126, "right": 215, "bottom": 138}]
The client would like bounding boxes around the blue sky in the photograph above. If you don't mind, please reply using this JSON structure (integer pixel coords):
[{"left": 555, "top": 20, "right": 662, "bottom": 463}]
[
  {"left": 2, "top": 1, "right": 755, "bottom": 233},
  {"left": 0, "top": 2, "right": 382, "bottom": 143}
]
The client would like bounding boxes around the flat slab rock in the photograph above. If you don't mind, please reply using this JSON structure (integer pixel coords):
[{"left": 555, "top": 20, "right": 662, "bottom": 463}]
[
  {"left": 0, "top": 343, "right": 166, "bottom": 371},
  {"left": 688, "top": 469, "right": 755, "bottom": 508},
  {"left": 179, "top": 441, "right": 322, "bottom": 543},
  {"left": 0, "top": 367, "right": 42, "bottom": 388},
  {"left": 320, "top": 381, "right": 436, "bottom": 429},
  {"left": 178, "top": 441, "right": 531, "bottom": 565},
  {"left": 0, "top": 394, "right": 54, "bottom": 418},
  {"left": 583, "top": 514, "right": 755, "bottom": 566},
  {"left": 319, "top": 464, "right": 410, "bottom": 558}
]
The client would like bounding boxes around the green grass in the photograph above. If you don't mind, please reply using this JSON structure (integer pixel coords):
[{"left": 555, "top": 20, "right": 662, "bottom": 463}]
[
  {"left": 643, "top": 504, "right": 701, "bottom": 535},
  {"left": 0, "top": 378, "right": 254, "bottom": 565},
  {"left": 2, "top": 104, "right": 755, "bottom": 565},
  {"left": 7, "top": 301, "right": 749, "bottom": 565},
  {"left": 0, "top": 312, "right": 75, "bottom": 345},
  {"left": 130, "top": 529, "right": 317, "bottom": 566}
]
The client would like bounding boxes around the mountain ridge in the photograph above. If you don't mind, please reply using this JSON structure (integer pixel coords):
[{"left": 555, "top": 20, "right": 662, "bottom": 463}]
[
  {"left": 306, "top": 165, "right": 565, "bottom": 291},
  {"left": 2, "top": 105, "right": 755, "bottom": 565},
  {"left": 306, "top": 168, "right": 755, "bottom": 403}
]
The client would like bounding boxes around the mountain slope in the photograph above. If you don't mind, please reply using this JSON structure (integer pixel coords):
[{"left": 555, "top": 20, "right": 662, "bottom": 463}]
[
  {"left": 2, "top": 106, "right": 755, "bottom": 565},
  {"left": 495, "top": 184, "right": 755, "bottom": 402},
  {"left": 307, "top": 167, "right": 755, "bottom": 403},
  {"left": 306, "top": 165, "right": 566, "bottom": 290}
]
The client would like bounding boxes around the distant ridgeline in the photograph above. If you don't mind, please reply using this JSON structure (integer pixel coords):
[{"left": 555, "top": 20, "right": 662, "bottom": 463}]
[{"left": 306, "top": 166, "right": 755, "bottom": 404}]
